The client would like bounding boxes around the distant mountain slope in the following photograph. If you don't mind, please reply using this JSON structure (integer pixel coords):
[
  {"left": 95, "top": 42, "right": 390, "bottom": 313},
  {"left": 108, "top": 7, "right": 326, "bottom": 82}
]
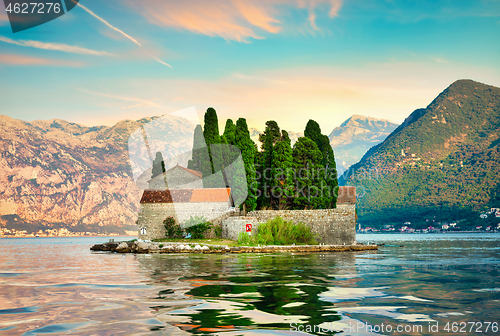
[
  {"left": 342, "top": 79, "right": 500, "bottom": 228},
  {"left": 329, "top": 115, "right": 399, "bottom": 173},
  {"left": 0, "top": 114, "right": 194, "bottom": 233}
]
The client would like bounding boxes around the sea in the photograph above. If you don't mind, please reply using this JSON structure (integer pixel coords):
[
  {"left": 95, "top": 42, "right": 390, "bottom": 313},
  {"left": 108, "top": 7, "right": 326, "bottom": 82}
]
[{"left": 0, "top": 233, "right": 499, "bottom": 335}]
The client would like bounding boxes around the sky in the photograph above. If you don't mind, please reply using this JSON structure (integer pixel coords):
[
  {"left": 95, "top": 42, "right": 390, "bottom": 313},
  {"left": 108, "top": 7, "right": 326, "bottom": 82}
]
[{"left": 0, "top": 0, "right": 499, "bottom": 134}]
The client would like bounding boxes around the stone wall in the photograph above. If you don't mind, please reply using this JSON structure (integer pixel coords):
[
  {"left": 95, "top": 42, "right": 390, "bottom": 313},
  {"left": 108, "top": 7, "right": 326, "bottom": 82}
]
[
  {"left": 222, "top": 217, "right": 260, "bottom": 241},
  {"left": 224, "top": 204, "right": 356, "bottom": 245},
  {"left": 137, "top": 201, "right": 230, "bottom": 240}
]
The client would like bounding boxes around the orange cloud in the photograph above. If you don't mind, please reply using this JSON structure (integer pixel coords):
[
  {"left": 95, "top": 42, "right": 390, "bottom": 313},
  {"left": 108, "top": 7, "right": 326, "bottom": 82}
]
[
  {"left": 0, "top": 53, "right": 84, "bottom": 66},
  {"left": 0, "top": 9, "right": 7, "bottom": 22},
  {"left": 131, "top": 0, "right": 343, "bottom": 41},
  {"left": 0, "top": 36, "right": 113, "bottom": 56}
]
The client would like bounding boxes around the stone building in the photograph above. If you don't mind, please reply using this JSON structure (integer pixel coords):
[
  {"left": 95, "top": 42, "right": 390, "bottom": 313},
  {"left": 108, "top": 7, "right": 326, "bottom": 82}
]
[
  {"left": 137, "top": 188, "right": 232, "bottom": 240},
  {"left": 148, "top": 164, "right": 203, "bottom": 190}
]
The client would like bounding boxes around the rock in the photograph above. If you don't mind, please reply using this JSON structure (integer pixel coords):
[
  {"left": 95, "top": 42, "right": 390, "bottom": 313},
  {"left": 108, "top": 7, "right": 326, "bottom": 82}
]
[
  {"left": 115, "top": 242, "right": 131, "bottom": 253},
  {"left": 194, "top": 245, "right": 202, "bottom": 250},
  {"left": 201, "top": 246, "right": 209, "bottom": 251},
  {"left": 134, "top": 241, "right": 150, "bottom": 253}
]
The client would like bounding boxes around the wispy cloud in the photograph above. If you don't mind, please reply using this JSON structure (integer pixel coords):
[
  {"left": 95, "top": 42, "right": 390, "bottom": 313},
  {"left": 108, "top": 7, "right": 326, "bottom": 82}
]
[
  {"left": 133, "top": 0, "right": 343, "bottom": 42},
  {"left": 75, "top": 2, "right": 172, "bottom": 68},
  {"left": 0, "top": 53, "right": 84, "bottom": 66},
  {"left": 76, "top": 2, "right": 142, "bottom": 47},
  {"left": 0, "top": 36, "right": 113, "bottom": 56},
  {"left": 79, "top": 89, "right": 161, "bottom": 109},
  {"left": 433, "top": 58, "right": 449, "bottom": 64},
  {"left": 152, "top": 57, "right": 173, "bottom": 68}
]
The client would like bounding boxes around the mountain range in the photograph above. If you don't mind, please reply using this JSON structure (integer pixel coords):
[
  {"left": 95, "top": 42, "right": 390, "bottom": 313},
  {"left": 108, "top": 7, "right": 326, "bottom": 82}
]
[
  {"left": 328, "top": 115, "right": 399, "bottom": 173},
  {"left": 0, "top": 114, "right": 194, "bottom": 233},
  {"left": 342, "top": 79, "right": 500, "bottom": 228}
]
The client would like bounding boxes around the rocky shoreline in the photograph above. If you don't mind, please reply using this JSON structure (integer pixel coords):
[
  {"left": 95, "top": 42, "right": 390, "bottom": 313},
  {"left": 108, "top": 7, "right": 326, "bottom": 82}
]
[{"left": 90, "top": 241, "right": 378, "bottom": 254}]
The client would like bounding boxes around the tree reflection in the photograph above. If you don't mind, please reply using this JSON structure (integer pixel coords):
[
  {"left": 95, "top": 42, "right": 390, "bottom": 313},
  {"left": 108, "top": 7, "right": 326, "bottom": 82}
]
[{"left": 139, "top": 253, "right": 358, "bottom": 334}]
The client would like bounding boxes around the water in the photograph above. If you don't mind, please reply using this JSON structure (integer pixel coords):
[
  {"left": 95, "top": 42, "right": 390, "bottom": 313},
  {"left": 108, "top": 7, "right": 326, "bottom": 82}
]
[{"left": 0, "top": 234, "right": 499, "bottom": 335}]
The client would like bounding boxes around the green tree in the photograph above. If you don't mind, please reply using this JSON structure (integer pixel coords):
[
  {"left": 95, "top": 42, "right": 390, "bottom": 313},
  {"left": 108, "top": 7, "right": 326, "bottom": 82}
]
[
  {"left": 271, "top": 130, "right": 294, "bottom": 209},
  {"left": 221, "top": 119, "right": 236, "bottom": 145},
  {"left": 203, "top": 107, "right": 221, "bottom": 146},
  {"left": 203, "top": 107, "right": 224, "bottom": 187},
  {"left": 257, "top": 121, "right": 281, "bottom": 208},
  {"left": 304, "top": 120, "right": 338, "bottom": 208},
  {"left": 292, "top": 137, "right": 329, "bottom": 209},
  {"left": 151, "top": 151, "right": 166, "bottom": 179},
  {"left": 234, "top": 118, "right": 258, "bottom": 211},
  {"left": 188, "top": 124, "right": 211, "bottom": 177}
]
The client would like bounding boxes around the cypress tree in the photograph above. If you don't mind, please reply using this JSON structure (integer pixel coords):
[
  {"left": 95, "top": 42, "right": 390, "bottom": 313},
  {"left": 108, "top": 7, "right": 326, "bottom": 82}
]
[
  {"left": 257, "top": 121, "right": 281, "bottom": 207},
  {"left": 202, "top": 108, "right": 224, "bottom": 187},
  {"left": 151, "top": 151, "right": 166, "bottom": 179},
  {"left": 304, "top": 120, "right": 338, "bottom": 208},
  {"left": 234, "top": 118, "right": 258, "bottom": 211},
  {"left": 271, "top": 130, "right": 294, "bottom": 209},
  {"left": 221, "top": 119, "right": 236, "bottom": 145},
  {"left": 187, "top": 124, "right": 211, "bottom": 176},
  {"left": 203, "top": 107, "right": 221, "bottom": 146},
  {"left": 291, "top": 137, "right": 329, "bottom": 209}
]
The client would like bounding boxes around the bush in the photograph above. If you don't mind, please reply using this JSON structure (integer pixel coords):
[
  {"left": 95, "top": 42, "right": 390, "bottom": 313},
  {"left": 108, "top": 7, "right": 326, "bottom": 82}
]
[
  {"left": 185, "top": 222, "right": 213, "bottom": 239},
  {"left": 164, "top": 217, "right": 184, "bottom": 238},
  {"left": 182, "top": 215, "right": 207, "bottom": 227},
  {"left": 183, "top": 216, "right": 212, "bottom": 239},
  {"left": 214, "top": 225, "right": 222, "bottom": 238},
  {"left": 238, "top": 217, "right": 317, "bottom": 246}
]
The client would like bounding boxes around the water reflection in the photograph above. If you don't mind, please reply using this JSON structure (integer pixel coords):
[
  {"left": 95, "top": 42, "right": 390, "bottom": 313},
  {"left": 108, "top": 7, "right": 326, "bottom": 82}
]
[
  {"left": 0, "top": 234, "right": 499, "bottom": 335},
  {"left": 139, "top": 253, "right": 361, "bottom": 334}
]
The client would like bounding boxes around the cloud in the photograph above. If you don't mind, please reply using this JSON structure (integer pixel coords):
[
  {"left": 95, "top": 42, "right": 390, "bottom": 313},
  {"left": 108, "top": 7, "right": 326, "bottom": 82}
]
[
  {"left": 75, "top": 2, "right": 172, "bottom": 68},
  {"left": 0, "top": 9, "right": 8, "bottom": 22},
  {"left": 79, "top": 89, "right": 161, "bottom": 109},
  {"left": 132, "top": 0, "right": 343, "bottom": 41},
  {"left": 0, "top": 36, "right": 113, "bottom": 56},
  {"left": 0, "top": 53, "right": 84, "bottom": 66},
  {"left": 152, "top": 57, "right": 173, "bottom": 68},
  {"left": 76, "top": 2, "right": 142, "bottom": 47}
]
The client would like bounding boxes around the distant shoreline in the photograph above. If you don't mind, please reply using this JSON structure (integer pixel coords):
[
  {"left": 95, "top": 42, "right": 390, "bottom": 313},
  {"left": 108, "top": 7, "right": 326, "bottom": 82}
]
[{"left": 357, "top": 231, "right": 500, "bottom": 234}]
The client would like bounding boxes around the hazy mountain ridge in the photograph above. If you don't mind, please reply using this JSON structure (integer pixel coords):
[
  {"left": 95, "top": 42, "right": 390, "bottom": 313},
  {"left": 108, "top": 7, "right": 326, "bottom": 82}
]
[
  {"left": 0, "top": 114, "right": 194, "bottom": 233},
  {"left": 343, "top": 79, "right": 500, "bottom": 227},
  {"left": 329, "top": 115, "right": 399, "bottom": 172}
]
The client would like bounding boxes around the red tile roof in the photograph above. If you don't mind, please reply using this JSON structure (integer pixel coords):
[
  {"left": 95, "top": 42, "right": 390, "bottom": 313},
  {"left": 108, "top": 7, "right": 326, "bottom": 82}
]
[
  {"left": 140, "top": 188, "right": 230, "bottom": 203},
  {"left": 191, "top": 188, "right": 231, "bottom": 203}
]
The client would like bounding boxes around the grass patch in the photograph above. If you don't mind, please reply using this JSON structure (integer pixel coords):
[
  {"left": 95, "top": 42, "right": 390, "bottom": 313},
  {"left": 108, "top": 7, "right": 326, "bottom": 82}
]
[
  {"left": 238, "top": 217, "right": 318, "bottom": 246},
  {"left": 152, "top": 238, "right": 239, "bottom": 246}
]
